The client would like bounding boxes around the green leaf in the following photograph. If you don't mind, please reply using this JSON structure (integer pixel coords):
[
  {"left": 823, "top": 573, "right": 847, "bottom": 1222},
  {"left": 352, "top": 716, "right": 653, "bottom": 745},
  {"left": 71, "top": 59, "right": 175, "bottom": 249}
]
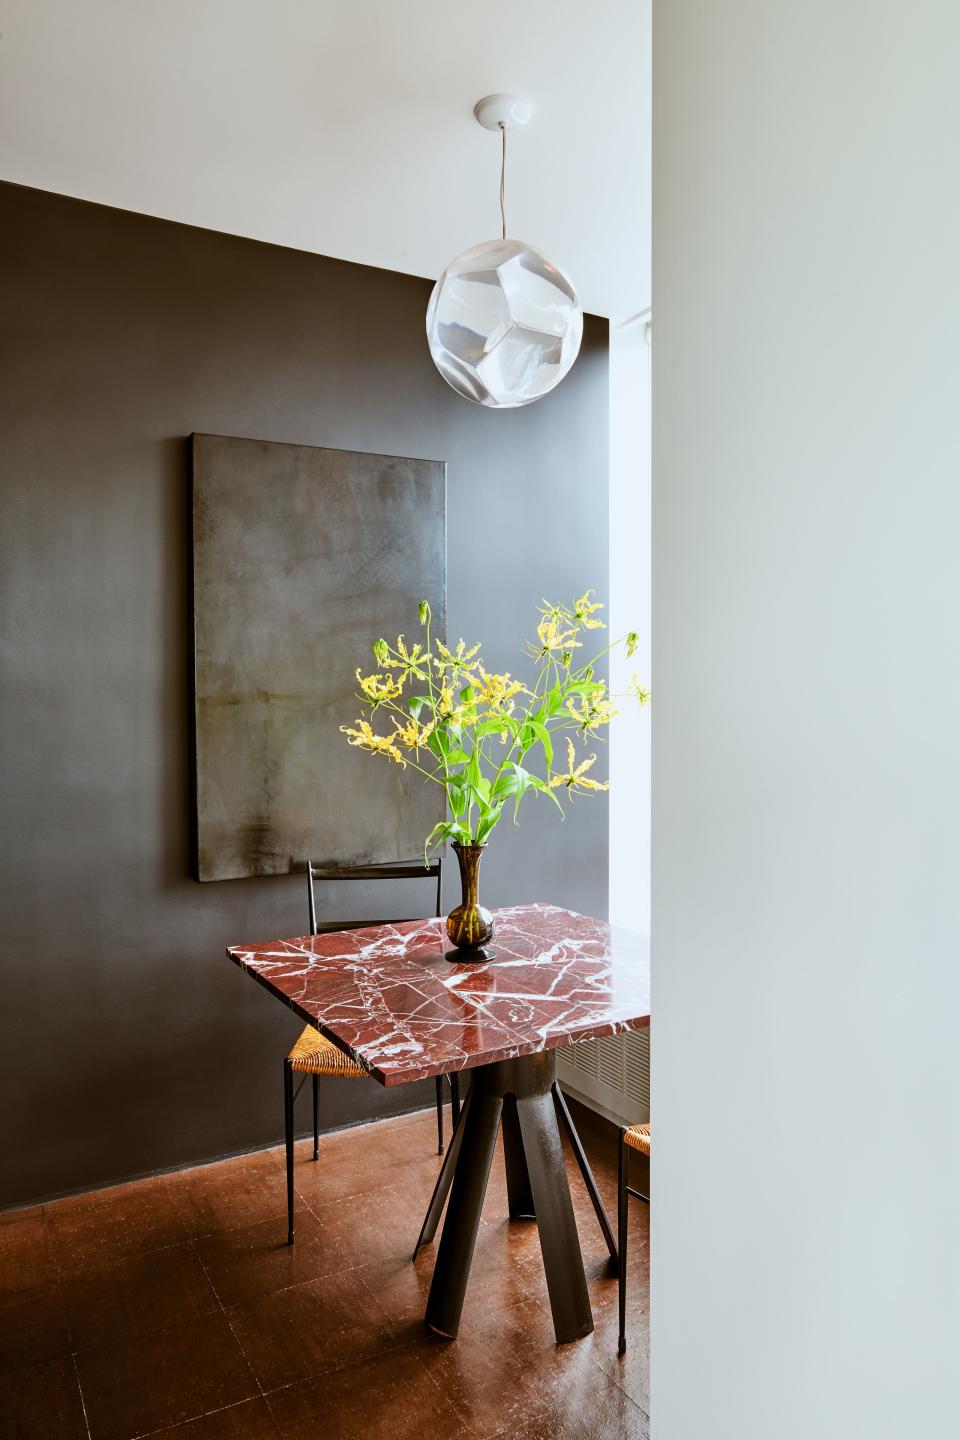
[
  {"left": 491, "top": 765, "right": 520, "bottom": 800},
  {"left": 425, "top": 729, "right": 446, "bottom": 761},
  {"left": 546, "top": 682, "right": 564, "bottom": 718},
  {"left": 446, "top": 775, "right": 469, "bottom": 817},
  {"left": 423, "top": 819, "right": 468, "bottom": 862},
  {"left": 526, "top": 719, "right": 553, "bottom": 772},
  {"left": 474, "top": 802, "right": 504, "bottom": 845},
  {"left": 408, "top": 694, "right": 431, "bottom": 719},
  {"left": 489, "top": 762, "right": 537, "bottom": 823},
  {"left": 474, "top": 715, "right": 519, "bottom": 740}
]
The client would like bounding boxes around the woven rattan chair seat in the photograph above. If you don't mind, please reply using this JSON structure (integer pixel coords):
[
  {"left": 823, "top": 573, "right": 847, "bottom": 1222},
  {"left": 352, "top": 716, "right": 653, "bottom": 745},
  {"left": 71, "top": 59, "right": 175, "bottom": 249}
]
[
  {"left": 287, "top": 1024, "right": 367, "bottom": 1078},
  {"left": 624, "top": 1122, "right": 651, "bottom": 1156}
]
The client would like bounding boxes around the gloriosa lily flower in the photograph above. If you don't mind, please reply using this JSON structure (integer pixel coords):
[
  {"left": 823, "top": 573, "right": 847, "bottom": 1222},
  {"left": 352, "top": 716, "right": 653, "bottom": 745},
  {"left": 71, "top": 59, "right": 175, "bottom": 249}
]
[
  {"left": 381, "top": 635, "right": 431, "bottom": 681},
  {"left": 567, "top": 685, "right": 619, "bottom": 735},
  {"left": 572, "top": 590, "right": 606, "bottom": 629},
  {"left": 355, "top": 669, "right": 404, "bottom": 707},
  {"left": 528, "top": 615, "right": 582, "bottom": 662},
  {"left": 548, "top": 738, "right": 610, "bottom": 798},
  {"left": 339, "top": 718, "right": 406, "bottom": 766},
  {"left": 391, "top": 715, "right": 436, "bottom": 753},
  {"left": 475, "top": 667, "right": 528, "bottom": 712},
  {"left": 435, "top": 638, "right": 482, "bottom": 684}
]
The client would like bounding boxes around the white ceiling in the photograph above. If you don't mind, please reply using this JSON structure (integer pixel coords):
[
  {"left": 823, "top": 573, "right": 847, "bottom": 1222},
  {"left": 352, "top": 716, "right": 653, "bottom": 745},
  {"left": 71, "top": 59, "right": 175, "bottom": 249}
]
[{"left": 0, "top": 0, "right": 650, "bottom": 320}]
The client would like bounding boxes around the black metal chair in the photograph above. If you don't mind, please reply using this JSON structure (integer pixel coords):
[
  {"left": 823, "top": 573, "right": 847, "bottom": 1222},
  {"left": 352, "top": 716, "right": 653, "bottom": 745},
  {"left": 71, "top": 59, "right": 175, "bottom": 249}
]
[
  {"left": 284, "top": 858, "right": 460, "bottom": 1245},
  {"left": 617, "top": 1122, "right": 651, "bottom": 1353}
]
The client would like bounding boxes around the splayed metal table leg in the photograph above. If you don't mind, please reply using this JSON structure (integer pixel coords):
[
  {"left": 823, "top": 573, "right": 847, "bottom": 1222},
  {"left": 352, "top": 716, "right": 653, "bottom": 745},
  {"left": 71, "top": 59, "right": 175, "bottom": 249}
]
[
  {"left": 423, "top": 1050, "right": 594, "bottom": 1344},
  {"left": 502, "top": 1092, "right": 536, "bottom": 1219},
  {"left": 424, "top": 1086, "right": 503, "bottom": 1338},
  {"left": 517, "top": 1087, "right": 594, "bottom": 1342}
]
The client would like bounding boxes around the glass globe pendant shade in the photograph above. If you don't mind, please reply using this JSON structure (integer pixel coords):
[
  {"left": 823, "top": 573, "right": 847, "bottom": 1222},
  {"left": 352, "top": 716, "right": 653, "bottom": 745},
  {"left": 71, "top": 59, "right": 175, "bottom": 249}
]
[{"left": 426, "top": 237, "right": 583, "bottom": 408}]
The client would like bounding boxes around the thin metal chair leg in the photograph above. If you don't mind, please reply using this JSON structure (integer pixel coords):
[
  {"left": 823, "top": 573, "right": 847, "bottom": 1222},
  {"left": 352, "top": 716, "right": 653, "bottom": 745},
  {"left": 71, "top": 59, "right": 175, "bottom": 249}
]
[
  {"left": 450, "top": 1071, "right": 461, "bottom": 1129},
  {"left": 413, "top": 1089, "right": 472, "bottom": 1258},
  {"left": 284, "top": 1058, "right": 295, "bottom": 1246},
  {"left": 553, "top": 1082, "right": 618, "bottom": 1265},
  {"left": 618, "top": 1127, "right": 628, "bottom": 1355},
  {"left": 311, "top": 1074, "right": 319, "bottom": 1161},
  {"left": 435, "top": 1074, "right": 445, "bottom": 1154}
]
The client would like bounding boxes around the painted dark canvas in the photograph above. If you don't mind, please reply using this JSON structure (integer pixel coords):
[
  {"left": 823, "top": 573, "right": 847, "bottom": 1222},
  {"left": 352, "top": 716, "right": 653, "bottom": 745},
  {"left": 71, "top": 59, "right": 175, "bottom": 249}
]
[{"left": 192, "top": 433, "right": 447, "bottom": 881}]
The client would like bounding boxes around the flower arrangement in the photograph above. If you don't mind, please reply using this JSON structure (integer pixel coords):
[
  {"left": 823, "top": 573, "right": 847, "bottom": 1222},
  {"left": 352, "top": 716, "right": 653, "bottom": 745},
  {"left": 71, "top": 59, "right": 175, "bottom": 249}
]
[
  {"left": 340, "top": 590, "right": 647, "bottom": 958},
  {"left": 341, "top": 591, "right": 649, "bottom": 869}
]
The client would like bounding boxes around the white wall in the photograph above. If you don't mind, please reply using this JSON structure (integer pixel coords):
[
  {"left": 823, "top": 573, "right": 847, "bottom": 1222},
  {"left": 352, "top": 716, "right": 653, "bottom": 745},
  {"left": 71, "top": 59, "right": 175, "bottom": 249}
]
[{"left": 652, "top": 5, "right": 960, "bottom": 1437}]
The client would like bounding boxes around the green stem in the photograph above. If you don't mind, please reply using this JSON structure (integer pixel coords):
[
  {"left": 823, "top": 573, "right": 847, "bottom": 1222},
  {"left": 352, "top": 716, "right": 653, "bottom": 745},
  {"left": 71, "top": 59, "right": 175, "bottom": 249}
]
[{"left": 423, "top": 610, "right": 450, "bottom": 789}]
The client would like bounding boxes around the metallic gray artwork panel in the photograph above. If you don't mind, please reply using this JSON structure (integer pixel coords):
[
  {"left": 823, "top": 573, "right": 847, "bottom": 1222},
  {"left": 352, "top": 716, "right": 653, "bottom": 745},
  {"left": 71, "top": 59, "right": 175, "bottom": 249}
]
[{"left": 192, "top": 433, "right": 446, "bottom": 882}]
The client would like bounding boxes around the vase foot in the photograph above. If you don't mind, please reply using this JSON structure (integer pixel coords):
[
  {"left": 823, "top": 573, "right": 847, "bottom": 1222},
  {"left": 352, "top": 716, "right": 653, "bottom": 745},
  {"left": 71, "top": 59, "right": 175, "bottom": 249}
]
[{"left": 445, "top": 947, "right": 497, "bottom": 964}]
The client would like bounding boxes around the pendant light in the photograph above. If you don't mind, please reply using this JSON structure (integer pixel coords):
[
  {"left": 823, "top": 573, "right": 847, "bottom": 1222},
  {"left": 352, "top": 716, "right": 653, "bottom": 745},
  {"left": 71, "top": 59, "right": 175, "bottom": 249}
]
[{"left": 426, "top": 94, "right": 583, "bottom": 409}]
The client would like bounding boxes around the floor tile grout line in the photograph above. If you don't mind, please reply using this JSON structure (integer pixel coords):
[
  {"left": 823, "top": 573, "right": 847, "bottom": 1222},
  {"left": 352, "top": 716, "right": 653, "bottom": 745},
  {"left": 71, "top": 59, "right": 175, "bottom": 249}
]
[
  {"left": 126, "top": 1394, "right": 271, "bottom": 1440},
  {"left": 70, "top": 1352, "right": 93, "bottom": 1440},
  {"left": 56, "top": 1252, "right": 383, "bottom": 1367},
  {"left": 591, "top": 1348, "right": 650, "bottom": 1412},
  {"left": 259, "top": 1338, "right": 428, "bottom": 1423},
  {"left": 192, "top": 1238, "right": 268, "bottom": 1404}
]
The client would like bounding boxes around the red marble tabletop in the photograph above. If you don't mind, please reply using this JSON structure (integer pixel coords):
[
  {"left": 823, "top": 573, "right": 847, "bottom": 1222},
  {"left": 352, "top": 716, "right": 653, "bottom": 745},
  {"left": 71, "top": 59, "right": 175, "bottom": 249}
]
[{"left": 227, "top": 902, "right": 650, "bottom": 1087}]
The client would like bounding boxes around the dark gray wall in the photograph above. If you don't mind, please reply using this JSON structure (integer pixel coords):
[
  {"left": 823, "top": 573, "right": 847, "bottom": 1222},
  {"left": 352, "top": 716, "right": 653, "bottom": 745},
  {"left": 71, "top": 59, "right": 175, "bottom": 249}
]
[{"left": 0, "top": 181, "right": 609, "bottom": 1208}]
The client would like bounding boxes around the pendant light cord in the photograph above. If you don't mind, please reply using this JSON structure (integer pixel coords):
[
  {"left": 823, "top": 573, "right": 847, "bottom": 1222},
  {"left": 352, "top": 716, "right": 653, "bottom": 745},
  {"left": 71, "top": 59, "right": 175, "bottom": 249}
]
[{"left": 499, "top": 122, "right": 507, "bottom": 240}]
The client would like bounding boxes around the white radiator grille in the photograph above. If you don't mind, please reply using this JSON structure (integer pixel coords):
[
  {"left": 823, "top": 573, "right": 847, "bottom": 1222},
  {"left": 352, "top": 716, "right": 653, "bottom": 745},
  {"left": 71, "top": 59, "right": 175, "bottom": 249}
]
[{"left": 556, "top": 1028, "right": 650, "bottom": 1125}]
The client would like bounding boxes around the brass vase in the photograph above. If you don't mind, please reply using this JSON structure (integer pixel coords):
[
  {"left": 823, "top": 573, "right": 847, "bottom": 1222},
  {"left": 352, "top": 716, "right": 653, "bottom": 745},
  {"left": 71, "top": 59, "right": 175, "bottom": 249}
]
[{"left": 446, "top": 842, "right": 495, "bottom": 959}]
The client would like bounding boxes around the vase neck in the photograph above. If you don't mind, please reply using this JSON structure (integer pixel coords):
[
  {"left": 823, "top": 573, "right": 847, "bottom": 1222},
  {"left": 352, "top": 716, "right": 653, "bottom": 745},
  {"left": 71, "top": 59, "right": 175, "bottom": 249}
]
[{"left": 453, "top": 843, "right": 484, "bottom": 908}]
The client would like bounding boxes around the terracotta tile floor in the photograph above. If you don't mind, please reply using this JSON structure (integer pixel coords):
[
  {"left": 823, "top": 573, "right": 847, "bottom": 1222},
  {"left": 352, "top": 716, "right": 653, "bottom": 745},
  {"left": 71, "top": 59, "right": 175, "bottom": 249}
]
[{"left": 0, "top": 1101, "right": 650, "bottom": 1439}]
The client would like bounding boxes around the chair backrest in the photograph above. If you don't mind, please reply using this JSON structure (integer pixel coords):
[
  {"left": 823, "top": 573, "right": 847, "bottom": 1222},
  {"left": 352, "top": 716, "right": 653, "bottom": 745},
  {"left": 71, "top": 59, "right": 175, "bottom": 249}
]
[{"left": 304, "top": 859, "right": 443, "bottom": 938}]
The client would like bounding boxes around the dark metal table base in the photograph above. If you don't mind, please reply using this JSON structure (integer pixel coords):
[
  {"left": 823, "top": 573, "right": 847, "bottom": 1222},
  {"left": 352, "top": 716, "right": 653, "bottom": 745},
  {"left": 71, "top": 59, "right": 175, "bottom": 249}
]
[{"left": 415, "top": 1051, "right": 616, "bottom": 1344}]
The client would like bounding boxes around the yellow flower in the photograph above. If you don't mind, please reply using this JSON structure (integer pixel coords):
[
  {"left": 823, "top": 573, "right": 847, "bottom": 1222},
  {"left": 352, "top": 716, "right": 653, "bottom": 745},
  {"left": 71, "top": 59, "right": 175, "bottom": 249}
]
[
  {"left": 355, "top": 669, "right": 404, "bottom": 707},
  {"left": 475, "top": 667, "right": 528, "bottom": 712},
  {"left": 340, "top": 719, "right": 406, "bottom": 766},
  {"left": 437, "top": 681, "right": 478, "bottom": 727},
  {"left": 568, "top": 685, "right": 619, "bottom": 735},
  {"left": 437, "top": 680, "right": 456, "bottom": 716},
  {"left": 527, "top": 615, "right": 582, "bottom": 662},
  {"left": 628, "top": 676, "right": 651, "bottom": 706},
  {"left": 435, "top": 638, "right": 482, "bottom": 684},
  {"left": 548, "top": 738, "right": 610, "bottom": 798},
  {"left": 391, "top": 715, "right": 436, "bottom": 753},
  {"left": 572, "top": 590, "right": 606, "bottom": 629},
  {"left": 382, "top": 635, "right": 430, "bottom": 681}
]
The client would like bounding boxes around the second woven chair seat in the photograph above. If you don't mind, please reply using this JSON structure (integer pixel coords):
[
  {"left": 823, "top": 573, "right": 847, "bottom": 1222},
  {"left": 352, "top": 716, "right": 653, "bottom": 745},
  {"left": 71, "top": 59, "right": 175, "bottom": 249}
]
[
  {"left": 288, "top": 1023, "right": 367, "bottom": 1079},
  {"left": 623, "top": 1122, "right": 651, "bottom": 1156}
]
